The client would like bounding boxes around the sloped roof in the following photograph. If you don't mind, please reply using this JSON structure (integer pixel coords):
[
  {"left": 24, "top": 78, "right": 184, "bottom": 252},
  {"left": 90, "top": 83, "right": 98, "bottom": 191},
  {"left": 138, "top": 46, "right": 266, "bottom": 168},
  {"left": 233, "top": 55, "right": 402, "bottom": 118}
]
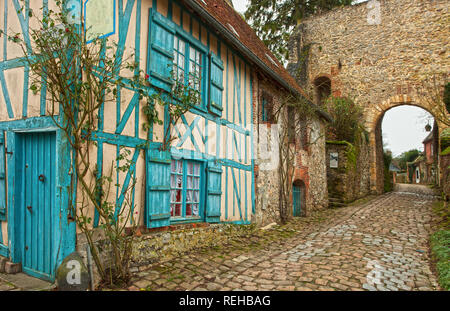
[
  {"left": 183, "top": 0, "right": 309, "bottom": 99},
  {"left": 389, "top": 163, "right": 401, "bottom": 172},
  {"left": 422, "top": 131, "right": 434, "bottom": 144}
]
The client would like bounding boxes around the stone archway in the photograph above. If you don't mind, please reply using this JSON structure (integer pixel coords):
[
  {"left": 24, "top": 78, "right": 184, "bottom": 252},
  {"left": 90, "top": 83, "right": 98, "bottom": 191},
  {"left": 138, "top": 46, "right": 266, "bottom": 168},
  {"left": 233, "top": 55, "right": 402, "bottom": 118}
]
[{"left": 366, "top": 95, "right": 445, "bottom": 194}]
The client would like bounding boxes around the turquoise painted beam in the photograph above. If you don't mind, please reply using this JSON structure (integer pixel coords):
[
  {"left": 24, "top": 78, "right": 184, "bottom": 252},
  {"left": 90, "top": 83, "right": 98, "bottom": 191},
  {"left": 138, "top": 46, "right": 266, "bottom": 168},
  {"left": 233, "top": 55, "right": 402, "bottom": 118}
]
[
  {"left": 0, "top": 69, "right": 15, "bottom": 118},
  {"left": 230, "top": 167, "right": 242, "bottom": 220},
  {"left": 116, "top": 92, "right": 139, "bottom": 134},
  {"left": 114, "top": 147, "right": 141, "bottom": 218}
]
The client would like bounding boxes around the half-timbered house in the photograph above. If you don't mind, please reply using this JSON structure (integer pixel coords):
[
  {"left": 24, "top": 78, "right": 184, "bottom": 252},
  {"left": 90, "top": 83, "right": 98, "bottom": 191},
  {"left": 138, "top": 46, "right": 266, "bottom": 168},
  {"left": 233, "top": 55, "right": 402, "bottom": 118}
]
[{"left": 0, "top": 0, "right": 329, "bottom": 282}]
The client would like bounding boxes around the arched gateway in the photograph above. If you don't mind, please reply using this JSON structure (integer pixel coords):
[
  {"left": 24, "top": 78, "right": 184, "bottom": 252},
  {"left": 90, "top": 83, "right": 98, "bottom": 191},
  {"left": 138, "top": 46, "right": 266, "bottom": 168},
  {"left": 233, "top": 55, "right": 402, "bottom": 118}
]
[
  {"left": 367, "top": 95, "right": 445, "bottom": 193},
  {"left": 288, "top": 0, "right": 449, "bottom": 194}
]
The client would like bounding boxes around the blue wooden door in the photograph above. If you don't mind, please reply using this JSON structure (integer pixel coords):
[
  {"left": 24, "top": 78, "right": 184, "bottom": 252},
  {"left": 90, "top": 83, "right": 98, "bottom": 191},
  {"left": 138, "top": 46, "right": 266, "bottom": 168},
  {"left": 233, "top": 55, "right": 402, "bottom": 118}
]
[
  {"left": 293, "top": 185, "right": 302, "bottom": 217},
  {"left": 18, "top": 132, "right": 56, "bottom": 280}
]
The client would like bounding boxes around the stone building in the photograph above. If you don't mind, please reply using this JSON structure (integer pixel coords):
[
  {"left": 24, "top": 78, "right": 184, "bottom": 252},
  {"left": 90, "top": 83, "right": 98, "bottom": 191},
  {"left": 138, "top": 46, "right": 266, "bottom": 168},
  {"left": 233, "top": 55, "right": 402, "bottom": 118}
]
[
  {"left": 288, "top": 0, "right": 450, "bottom": 194},
  {"left": 252, "top": 74, "right": 330, "bottom": 225}
]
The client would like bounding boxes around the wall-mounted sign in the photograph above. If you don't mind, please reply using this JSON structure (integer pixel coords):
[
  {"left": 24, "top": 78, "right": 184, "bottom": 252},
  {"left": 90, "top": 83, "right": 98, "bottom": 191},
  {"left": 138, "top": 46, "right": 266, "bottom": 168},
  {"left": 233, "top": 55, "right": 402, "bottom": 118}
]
[
  {"left": 330, "top": 152, "right": 338, "bottom": 168},
  {"left": 84, "top": 0, "right": 116, "bottom": 43}
]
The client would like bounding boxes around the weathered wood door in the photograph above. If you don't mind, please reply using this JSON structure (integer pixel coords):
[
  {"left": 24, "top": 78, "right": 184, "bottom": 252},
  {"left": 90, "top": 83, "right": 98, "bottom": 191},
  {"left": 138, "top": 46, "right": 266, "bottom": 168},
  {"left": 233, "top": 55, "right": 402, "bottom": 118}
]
[
  {"left": 17, "top": 132, "right": 56, "bottom": 280},
  {"left": 293, "top": 184, "right": 302, "bottom": 217}
]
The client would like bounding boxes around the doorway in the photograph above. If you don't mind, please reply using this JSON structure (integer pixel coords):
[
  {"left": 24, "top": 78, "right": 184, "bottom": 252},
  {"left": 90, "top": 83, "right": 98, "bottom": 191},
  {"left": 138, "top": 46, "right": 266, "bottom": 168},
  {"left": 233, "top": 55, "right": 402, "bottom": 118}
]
[
  {"left": 293, "top": 180, "right": 305, "bottom": 217},
  {"left": 15, "top": 131, "right": 57, "bottom": 281}
]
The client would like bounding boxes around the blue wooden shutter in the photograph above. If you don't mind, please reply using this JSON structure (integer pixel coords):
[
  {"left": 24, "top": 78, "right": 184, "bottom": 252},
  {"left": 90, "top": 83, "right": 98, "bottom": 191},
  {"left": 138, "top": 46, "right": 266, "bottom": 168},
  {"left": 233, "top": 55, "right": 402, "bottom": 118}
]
[
  {"left": 208, "top": 53, "right": 224, "bottom": 116},
  {"left": 146, "top": 149, "right": 171, "bottom": 228},
  {"left": 147, "top": 9, "right": 175, "bottom": 92},
  {"left": 205, "top": 161, "right": 222, "bottom": 223},
  {"left": 0, "top": 133, "right": 6, "bottom": 221}
]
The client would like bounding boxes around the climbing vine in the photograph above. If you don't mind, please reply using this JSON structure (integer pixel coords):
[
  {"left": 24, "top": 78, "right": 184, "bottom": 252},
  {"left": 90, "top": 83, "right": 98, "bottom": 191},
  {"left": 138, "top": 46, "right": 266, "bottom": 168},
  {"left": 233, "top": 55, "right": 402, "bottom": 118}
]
[
  {"left": 272, "top": 91, "right": 323, "bottom": 223},
  {"left": 143, "top": 72, "right": 200, "bottom": 151}
]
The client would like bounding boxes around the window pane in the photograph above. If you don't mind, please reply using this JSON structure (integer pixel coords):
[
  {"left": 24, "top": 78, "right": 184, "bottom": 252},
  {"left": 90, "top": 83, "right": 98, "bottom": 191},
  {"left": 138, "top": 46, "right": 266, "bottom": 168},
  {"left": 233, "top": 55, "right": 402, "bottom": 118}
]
[
  {"left": 176, "top": 189, "right": 183, "bottom": 202},
  {"left": 186, "top": 204, "right": 192, "bottom": 217},
  {"left": 188, "top": 162, "right": 193, "bottom": 175},
  {"left": 187, "top": 176, "right": 193, "bottom": 189},
  {"left": 186, "top": 190, "right": 193, "bottom": 203},
  {"left": 194, "top": 176, "right": 199, "bottom": 188},
  {"left": 193, "top": 190, "right": 199, "bottom": 203},
  {"left": 194, "top": 164, "right": 200, "bottom": 175},
  {"left": 179, "top": 40, "right": 185, "bottom": 53},
  {"left": 192, "top": 204, "right": 199, "bottom": 216},
  {"left": 174, "top": 204, "right": 181, "bottom": 217},
  {"left": 170, "top": 189, "right": 177, "bottom": 202},
  {"left": 178, "top": 55, "right": 185, "bottom": 68}
]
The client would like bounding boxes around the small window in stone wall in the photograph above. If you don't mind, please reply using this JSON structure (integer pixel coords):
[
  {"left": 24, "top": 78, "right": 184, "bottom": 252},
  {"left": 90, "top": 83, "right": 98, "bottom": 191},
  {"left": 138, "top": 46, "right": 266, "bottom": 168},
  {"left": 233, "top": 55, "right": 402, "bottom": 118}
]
[
  {"left": 314, "top": 76, "right": 331, "bottom": 105},
  {"left": 261, "top": 93, "right": 275, "bottom": 124}
]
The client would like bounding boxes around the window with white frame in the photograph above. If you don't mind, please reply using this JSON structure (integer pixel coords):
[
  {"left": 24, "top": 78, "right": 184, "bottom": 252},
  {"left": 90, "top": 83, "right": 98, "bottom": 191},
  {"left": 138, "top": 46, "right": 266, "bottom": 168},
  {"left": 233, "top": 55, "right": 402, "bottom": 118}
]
[
  {"left": 170, "top": 159, "right": 201, "bottom": 218},
  {"left": 173, "top": 35, "right": 203, "bottom": 103}
]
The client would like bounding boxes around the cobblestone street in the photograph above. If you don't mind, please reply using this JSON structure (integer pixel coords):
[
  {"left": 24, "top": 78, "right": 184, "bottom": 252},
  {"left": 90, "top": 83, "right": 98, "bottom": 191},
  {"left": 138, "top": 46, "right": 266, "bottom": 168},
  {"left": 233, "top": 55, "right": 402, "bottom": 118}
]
[{"left": 130, "top": 189, "right": 441, "bottom": 291}]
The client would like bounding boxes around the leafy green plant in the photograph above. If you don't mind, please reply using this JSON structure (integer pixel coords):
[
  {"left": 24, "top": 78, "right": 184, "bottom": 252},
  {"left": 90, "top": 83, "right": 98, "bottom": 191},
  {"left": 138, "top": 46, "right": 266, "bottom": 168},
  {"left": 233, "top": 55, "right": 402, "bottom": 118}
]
[
  {"left": 324, "top": 96, "right": 365, "bottom": 144},
  {"left": 430, "top": 201, "right": 450, "bottom": 290}
]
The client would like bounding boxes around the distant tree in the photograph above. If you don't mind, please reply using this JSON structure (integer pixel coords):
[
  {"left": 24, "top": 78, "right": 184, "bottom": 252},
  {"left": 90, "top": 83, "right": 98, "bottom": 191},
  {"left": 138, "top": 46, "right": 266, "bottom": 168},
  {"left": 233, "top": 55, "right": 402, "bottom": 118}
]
[
  {"left": 244, "top": 0, "right": 353, "bottom": 62},
  {"left": 394, "top": 149, "right": 421, "bottom": 170}
]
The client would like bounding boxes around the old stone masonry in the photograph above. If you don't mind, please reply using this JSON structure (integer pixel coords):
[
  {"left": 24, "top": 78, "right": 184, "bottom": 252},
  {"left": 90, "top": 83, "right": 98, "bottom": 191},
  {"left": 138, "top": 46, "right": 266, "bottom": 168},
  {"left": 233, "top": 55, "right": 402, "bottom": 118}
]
[{"left": 126, "top": 187, "right": 439, "bottom": 291}]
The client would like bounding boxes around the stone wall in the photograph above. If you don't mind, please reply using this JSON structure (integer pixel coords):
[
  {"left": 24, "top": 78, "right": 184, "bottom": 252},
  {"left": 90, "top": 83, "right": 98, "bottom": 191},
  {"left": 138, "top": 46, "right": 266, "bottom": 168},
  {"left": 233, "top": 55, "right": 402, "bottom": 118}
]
[
  {"left": 303, "top": 119, "right": 329, "bottom": 210},
  {"left": 288, "top": 0, "right": 450, "bottom": 193},
  {"left": 252, "top": 73, "right": 328, "bottom": 226},
  {"left": 326, "top": 138, "right": 371, "bottom": 204}
]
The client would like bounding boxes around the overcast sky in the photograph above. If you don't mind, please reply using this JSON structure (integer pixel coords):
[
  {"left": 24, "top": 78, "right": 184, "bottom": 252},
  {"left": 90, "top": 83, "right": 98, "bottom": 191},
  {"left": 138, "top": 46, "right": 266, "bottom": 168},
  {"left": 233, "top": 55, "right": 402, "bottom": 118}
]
[
  {"left": 232, "top": 0, "right": 432, "bottom": 158},
  {"left": 382, "top": 106, "right": 434, "bottom": 157}
]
